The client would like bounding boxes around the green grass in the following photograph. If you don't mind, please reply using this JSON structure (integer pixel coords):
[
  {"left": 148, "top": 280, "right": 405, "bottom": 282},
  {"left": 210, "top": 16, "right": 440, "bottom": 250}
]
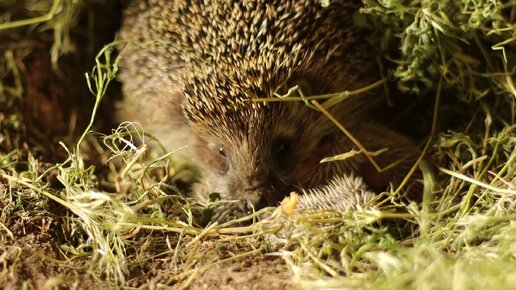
[{"left": 0, "top": 0, "right": 515, "bottom": 289}]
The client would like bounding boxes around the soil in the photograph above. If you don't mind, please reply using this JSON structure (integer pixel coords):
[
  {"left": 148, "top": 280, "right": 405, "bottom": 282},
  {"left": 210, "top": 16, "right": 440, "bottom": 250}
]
[
  {"left": 0, "top": 229, "right": 297, "bottom": 289},
  {"left": 0, "top": 234, "right": 106, "bottom": 290},
  {"left": 187, "top": 258, "right": 294, "bottom": 290}
]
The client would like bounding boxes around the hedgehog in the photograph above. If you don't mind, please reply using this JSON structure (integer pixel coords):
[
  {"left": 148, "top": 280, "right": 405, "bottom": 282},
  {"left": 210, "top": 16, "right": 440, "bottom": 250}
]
[{"left": 117, "top": 0, "right": 420, "bottom": 214}]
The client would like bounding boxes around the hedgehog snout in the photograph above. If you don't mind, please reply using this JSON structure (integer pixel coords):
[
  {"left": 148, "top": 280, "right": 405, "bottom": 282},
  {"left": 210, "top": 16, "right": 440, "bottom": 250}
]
[{"left": 228, "top": 177, "right": 269, "bottom": 207}]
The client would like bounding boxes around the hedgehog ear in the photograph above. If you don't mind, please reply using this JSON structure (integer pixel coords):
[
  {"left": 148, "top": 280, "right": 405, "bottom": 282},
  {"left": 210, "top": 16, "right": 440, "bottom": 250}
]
[
  {"left": 315, "top": 133, "right": 336, "bottom": 159},
  {"left": 317, "top": 133, "right": 335, "bottom": 147}
]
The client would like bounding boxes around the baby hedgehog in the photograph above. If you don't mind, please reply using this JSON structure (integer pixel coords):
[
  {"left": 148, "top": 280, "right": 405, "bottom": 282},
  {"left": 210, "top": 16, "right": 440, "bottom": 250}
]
[{"left": 118, "top": 0, "right": 419, "bottom": 212}]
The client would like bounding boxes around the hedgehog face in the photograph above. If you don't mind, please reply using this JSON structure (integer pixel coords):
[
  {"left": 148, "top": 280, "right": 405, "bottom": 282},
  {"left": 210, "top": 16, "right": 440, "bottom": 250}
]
[{"left": 188, "top": 100, "right": 339, "bottom": 209}]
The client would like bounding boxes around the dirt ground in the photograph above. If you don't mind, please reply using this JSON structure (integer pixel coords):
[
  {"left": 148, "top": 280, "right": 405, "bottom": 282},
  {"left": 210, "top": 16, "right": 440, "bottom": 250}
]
[
  {"left": 1, "top": 234, "right": 106, "bottom": 290},
  {"left": 0, "top": 225, "right": 296, "bottom": 289}
]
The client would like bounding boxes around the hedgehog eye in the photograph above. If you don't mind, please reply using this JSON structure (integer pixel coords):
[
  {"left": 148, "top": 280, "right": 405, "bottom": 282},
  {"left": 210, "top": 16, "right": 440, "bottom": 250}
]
[
  {"left": 273, "top": 138, "right": 292, "bottom": 156},
  {"left": 219, "top": 147, "right": 227, "bottom": 157}
]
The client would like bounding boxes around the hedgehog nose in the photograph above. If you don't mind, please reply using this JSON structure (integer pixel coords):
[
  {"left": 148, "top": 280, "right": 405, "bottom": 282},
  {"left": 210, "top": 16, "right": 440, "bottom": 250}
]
[
  {"left": 241, "top": 200, "right": 254, "bottom": 215},
  {"left": 240, "top": 183, "right": 271, "bottom": 209},
  {"left": 241, "top": 196, "right": 268, "bottom": 213},
  {"left": 242, "top": 183, "right": 267, "bottom": 200}
]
